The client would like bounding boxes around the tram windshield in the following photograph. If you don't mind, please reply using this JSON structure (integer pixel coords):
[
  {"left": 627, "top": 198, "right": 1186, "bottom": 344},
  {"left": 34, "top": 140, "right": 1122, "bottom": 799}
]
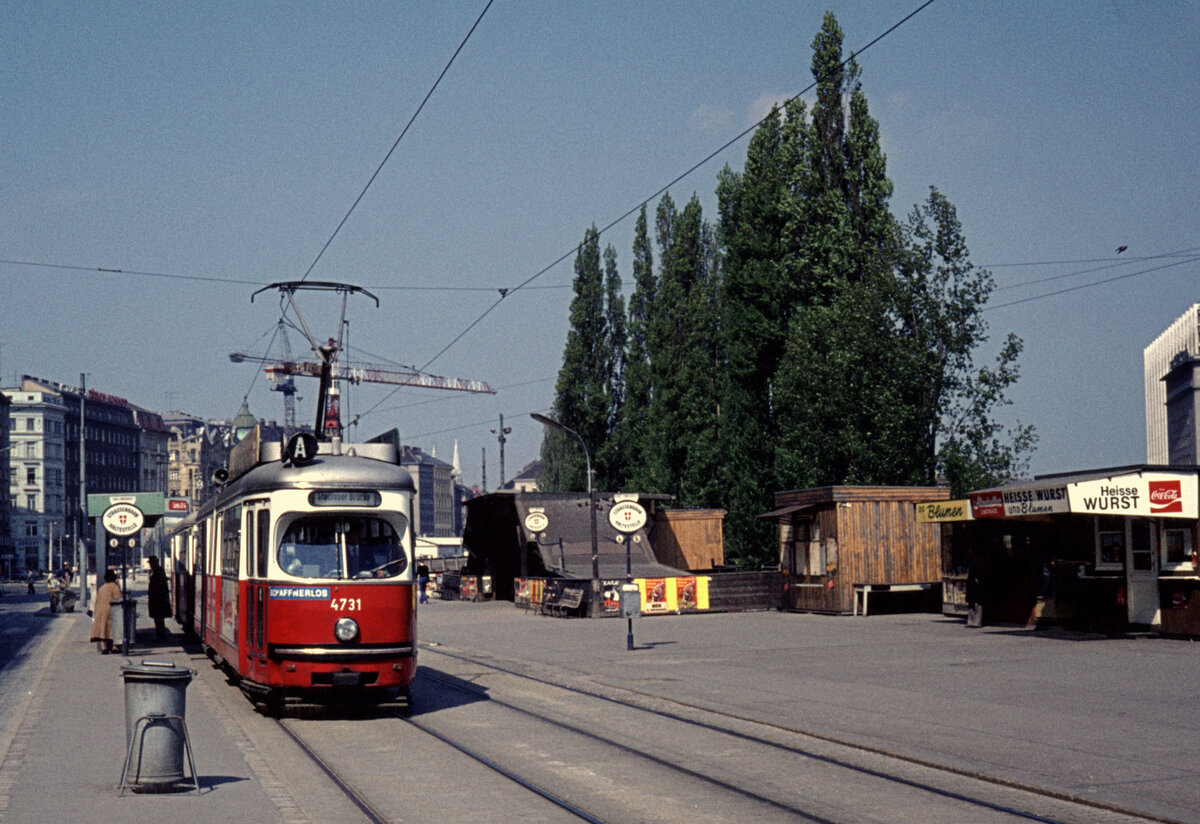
[{"left": 277, "top": 515, "right": 408, "bottom": 580}]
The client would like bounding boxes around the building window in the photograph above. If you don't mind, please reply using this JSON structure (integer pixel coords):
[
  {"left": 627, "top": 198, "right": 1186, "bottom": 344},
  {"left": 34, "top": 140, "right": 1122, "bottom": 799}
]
[
  {"left": 1162, "top": 527, "right": 1194, "bottom": 570},
  {"left": 26, "top": 466, "right": 36, "bottom": 485},
  {"left": 787, "top": 520, "right": 826, "bottom": 578},
  {"left": 1096, "top": 516, "right": 1124, "bottom": 570}
]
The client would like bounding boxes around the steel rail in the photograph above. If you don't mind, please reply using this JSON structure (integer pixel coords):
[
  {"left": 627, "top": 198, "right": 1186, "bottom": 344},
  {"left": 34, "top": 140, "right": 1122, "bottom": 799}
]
[{"left": 421, "top": 643, "right": 1181, "bottom": 824}]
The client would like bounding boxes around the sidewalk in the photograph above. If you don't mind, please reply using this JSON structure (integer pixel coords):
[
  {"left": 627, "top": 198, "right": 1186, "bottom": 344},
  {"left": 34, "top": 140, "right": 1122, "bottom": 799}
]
[{"left": 0, "top": 594, "right": 288, "bottom": 824}]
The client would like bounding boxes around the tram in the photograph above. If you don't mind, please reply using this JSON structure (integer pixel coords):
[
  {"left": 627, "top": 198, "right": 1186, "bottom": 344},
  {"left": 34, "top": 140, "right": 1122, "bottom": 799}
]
[{"left": 170, "top": 428, "right": 418, "bottom": 712}]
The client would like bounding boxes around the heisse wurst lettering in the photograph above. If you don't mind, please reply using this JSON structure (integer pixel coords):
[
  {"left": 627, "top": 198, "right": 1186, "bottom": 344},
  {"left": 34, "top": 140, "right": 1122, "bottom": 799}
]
[
  {"left": 1001, "top": 487, "right": 1066, "bottom": 504},
  {"left": 1080, "top": 484, "right": 1141, "bottom": 512}
]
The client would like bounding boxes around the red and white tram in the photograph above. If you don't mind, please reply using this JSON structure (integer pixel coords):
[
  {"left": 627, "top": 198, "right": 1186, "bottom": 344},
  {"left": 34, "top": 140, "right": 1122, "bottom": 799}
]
[{"left": 170, "top": 430, "right": 417, "bottom": 712}]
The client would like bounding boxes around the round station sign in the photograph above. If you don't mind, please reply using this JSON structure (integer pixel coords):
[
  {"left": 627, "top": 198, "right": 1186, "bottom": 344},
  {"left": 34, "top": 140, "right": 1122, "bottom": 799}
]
[
  {"left": 608, "top": 500, "right": 647, "bottom": 533},
  {"left": 102, "top": 503, "right": 144, "bottom": 537},
  {"left": 524, "top": 509, "right": 549, "bottom": 534}
]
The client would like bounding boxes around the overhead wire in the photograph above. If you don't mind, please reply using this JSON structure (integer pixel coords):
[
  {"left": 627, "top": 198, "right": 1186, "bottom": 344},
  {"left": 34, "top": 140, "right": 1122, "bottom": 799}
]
[
  {"left": 986, "top": 256, "right": 1200, "bottom": 312},
  {"left": 297, "top": 0, "right": 494, "bottom": 284},
  {"left": 414, "top": 0, "right": 941, "bottom": 376}
]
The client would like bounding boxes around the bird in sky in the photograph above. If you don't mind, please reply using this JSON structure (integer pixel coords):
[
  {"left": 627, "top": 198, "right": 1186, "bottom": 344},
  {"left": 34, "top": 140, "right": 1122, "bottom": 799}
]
[{"left": 1116, "top": 245, "right": 1128, "bottom": 253}]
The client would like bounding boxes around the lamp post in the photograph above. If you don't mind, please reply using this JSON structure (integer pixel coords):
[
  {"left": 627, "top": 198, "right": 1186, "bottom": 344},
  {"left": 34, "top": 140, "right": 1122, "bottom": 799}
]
[{"left": 531, "top": 413, "right": 600, "bottom": 618}]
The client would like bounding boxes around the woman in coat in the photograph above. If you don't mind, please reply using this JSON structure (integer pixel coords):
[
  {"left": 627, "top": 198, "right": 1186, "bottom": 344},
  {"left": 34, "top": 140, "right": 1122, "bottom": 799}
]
[{"left": 90, "top": 569, "right": 122, "bottom": 654}]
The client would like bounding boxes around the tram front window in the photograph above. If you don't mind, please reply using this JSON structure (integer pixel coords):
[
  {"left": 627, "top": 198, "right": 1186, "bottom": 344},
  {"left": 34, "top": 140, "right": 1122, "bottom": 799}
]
[{"left": 278, "top": 515, "right": 408, "bottom": 580}]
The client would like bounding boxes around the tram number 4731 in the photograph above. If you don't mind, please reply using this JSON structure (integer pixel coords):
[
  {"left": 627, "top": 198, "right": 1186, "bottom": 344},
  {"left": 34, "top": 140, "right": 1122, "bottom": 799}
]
[{"left": 331, "top": 598, "right": 363, "bottom": 611}]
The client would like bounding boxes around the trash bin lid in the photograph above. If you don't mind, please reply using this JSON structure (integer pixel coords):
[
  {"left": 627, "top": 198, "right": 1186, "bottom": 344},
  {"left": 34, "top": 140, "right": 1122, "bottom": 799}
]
[{"left": 120, "top": 659, "right": 194, "bottom": 682}]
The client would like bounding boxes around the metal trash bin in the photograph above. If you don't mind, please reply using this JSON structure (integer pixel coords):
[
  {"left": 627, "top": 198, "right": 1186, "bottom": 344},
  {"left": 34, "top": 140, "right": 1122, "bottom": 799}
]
[
  {"left": 119, "top": 660, "right": 197, "bottom": 793},
  {"left": 110, "top": 598, "right": 137, "bottom": 650}
]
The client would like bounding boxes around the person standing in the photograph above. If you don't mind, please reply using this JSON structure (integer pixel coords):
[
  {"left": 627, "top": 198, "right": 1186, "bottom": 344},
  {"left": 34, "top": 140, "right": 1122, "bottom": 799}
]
[
  {"left": 417, "top": 562, "right": 430, "bottom": 604},
  {"left": 147, "top": 555, "right": 172, "bottom": 642},
  {"left": 90, "top": 569, "right": 122, "bottom": 654}
]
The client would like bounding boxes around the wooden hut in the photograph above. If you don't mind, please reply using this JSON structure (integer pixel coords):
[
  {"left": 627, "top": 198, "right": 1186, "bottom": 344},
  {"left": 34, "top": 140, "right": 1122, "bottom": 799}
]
[
  {"left": 764, "top": 486, "right": 950, "bottom": 615},
  {"left": 650, "top": 509, "right": 726, "bottom": 571}
]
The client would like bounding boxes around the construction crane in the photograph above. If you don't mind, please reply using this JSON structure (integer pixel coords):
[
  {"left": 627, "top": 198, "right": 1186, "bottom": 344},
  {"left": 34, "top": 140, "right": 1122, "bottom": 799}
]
[
  {"left": 229, "top": 350, "right": 497, "bottom": 395},
  {"left": 231, "top": 281, "right": 495, "bottom": 440},
  {"left": 267, "top": 321, "right": 301, "bottom": 437}
]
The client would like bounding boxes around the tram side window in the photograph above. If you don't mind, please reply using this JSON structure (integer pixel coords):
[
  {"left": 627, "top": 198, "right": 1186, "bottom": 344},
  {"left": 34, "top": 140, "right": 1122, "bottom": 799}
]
[
  {"left": 221, "top": 507, "right": 241, "bottom": 577},
  {"left": 278, "top": 515, "right": 408, "bottom": 580},
  {"left": 257, "top": 510, "right": 270, "bottom": 578}
]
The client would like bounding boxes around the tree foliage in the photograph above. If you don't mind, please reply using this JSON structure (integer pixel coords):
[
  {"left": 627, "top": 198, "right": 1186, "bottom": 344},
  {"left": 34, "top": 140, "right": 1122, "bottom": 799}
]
[{"left": 541, "top": 11, "right": 1035, "bottom": 567}]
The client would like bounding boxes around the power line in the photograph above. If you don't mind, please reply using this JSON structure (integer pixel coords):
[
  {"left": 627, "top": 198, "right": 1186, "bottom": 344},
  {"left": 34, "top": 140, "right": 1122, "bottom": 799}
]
[
  {"left": 992, "top": 247, "right": 1200, "bottom": 292},
  {"left": 415, "top": 0, "right": 940, "bottom": 373},
  {"left": 986, "top": 256, "right": 1200, "bottom": 311},
  {"left": 298, "top": 0, "right": 494, "bottom": 284},
  {"left": 0, "top": 258, "right": 262, "bottom": 286}
]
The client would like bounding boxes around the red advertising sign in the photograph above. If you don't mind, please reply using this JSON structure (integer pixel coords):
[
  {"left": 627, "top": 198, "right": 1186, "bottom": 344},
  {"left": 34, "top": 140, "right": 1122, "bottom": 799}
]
[
  {"left": 1149, "top": 480, "right": 1184, "bottom": 514},
  {"left": 969, "top": 491, "right": 1005, "bottom": 518}
]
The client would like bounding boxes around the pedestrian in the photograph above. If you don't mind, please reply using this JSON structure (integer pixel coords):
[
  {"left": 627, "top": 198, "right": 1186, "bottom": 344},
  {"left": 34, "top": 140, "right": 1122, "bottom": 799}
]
[
  {"left": 417, "top": 562, "right": 430, "bottom": 604},
  {"left": 965, "top": 549, "right": 985, "bottom": 628},
  {"left": 26, "top": 570, "right": 35, "bottom": 594},
  {"left": 147, "top": 555, "right": 172, "bottom": 641},
  {"left": 90, "top": 569, "right": 122, "bottom": 654}
]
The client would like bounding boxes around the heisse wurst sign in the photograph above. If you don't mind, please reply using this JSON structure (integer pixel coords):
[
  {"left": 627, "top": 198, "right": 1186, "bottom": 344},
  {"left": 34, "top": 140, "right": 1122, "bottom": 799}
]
[{"left": 1069, "top": 475, "right": 1193, "bottom": 518}]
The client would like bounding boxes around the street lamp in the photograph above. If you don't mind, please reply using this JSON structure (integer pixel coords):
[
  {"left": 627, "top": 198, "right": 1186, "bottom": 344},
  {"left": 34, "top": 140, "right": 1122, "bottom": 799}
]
[{"left": 531, "top": 413, "right": 601, "bottom": 618}]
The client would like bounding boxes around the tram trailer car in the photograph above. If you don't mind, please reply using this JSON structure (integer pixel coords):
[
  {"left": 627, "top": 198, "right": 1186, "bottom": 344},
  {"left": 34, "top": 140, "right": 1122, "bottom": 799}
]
[{"left": 170, "top": 432, "right": 418, "bottom": 712}]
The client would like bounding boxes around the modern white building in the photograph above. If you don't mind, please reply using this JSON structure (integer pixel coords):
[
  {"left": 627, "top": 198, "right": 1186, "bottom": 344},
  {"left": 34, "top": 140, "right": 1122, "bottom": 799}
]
[{"left": 1144, "top": 304, "right": 1200, "bottom": 464}]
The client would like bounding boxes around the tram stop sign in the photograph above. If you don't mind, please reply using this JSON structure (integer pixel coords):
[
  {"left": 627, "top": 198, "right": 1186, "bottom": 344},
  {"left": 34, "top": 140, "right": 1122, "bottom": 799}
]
[
  {"left": 102, "top": 503, "right": 145, "bottom": 537},
  {"left": 608, "top": 499, "right": 647, "bottom": 533}
]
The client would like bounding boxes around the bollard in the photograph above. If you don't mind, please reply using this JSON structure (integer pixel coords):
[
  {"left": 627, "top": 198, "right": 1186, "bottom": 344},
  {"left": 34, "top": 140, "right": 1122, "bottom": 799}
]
[{"left": 119, "top": 660, "right": 198, "bottom": 794}]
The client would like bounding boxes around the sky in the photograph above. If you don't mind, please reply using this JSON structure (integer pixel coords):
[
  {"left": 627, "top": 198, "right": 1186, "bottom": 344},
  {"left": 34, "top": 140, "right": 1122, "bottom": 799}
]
[{"left": 3, "top": 1, "right": 1199, "bottom": 490}]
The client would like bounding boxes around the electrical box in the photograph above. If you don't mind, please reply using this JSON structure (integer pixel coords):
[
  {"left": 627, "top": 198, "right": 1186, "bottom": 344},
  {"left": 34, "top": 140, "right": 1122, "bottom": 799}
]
[{"left": 620, "top": 582, "right": 641, "bottom": 619}]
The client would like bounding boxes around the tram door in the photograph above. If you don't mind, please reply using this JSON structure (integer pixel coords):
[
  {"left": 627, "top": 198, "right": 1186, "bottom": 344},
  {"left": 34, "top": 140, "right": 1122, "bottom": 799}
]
[
  {"left": 244, "top": 504, "right": 270, "bottom": 663},
  {"left": 1126, "top": 518, "right": 1160, "bottom": 626}
]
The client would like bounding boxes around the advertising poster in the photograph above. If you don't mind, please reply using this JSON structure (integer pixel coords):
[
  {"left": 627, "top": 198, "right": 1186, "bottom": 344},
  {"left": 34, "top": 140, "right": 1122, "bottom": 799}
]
[
  {"left": 602, "top": 579, "right": 622, "bottom": 613},
  {"left": 460, "top": 576, "right": 478, "bottom": 600},
  {"left": 643, "top": 578, "right": 669, "bottom": 614}
]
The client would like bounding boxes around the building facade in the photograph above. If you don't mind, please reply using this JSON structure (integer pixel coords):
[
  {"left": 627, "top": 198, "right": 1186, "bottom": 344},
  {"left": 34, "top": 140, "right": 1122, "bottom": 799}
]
[
  {"left": 0, "top": 393, "right": 13, "bottom": 576},
  {"left": 3, "top": 383, "right": 68, "bottom": 572},
  {"left": 165, "top": 411, "right": 232, "bottom": 507},
  {"left": 1143, "top": 303, "right": 1200, "bottom": 463},
  {"left": 401, "top": 445, "right": 455, "bottom": 538},
  {"left": 4, "top": 376, "right": 146, "bottom": 572}
]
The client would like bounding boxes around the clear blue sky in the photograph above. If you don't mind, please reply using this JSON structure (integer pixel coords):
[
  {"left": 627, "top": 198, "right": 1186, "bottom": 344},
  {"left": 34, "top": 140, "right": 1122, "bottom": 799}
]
[{"left": 3, "top": 1, "right": 1198, "bottom": 489}]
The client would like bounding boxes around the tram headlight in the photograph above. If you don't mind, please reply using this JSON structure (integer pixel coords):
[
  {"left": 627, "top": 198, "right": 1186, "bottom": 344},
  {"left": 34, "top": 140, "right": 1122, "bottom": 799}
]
[{"left": 334, "top": 616, "right": 360, "bottom": 643}]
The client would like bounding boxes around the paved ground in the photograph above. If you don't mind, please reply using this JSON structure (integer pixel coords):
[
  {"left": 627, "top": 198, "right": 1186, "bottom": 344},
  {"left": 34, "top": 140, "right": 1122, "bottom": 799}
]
[{"left": 1, "top": 584, "right": 1197, "bottom": 823}]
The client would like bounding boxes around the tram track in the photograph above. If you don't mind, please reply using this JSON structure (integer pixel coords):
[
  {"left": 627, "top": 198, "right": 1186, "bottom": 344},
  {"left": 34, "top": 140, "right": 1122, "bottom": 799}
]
[
  {"left": 190, "top": 625, "right": 1190, "bottom": 824},
  {"left": 402, "top": 641, "right": 1184, "bottom": 824},
  {"left": 251, "top": 638, "right": 1185, "bottom": 824}
]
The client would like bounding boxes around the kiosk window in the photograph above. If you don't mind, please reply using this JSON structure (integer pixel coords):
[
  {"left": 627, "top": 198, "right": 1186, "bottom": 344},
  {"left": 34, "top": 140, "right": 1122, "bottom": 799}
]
[
  {"left": 1163, "top": 528, "right": 1193, "bottom": 568},
  {"left": 1096, "top": 516, "right": 1124, "bottom": 568}
]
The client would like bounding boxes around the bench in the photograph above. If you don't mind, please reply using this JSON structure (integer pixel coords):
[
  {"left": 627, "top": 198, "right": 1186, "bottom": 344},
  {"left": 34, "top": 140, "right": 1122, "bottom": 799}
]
[
  {"left": 853, "top": 583, "right": 934, "bottom": 616},
  {"left": 543, "top": 587, "right": 585, "bottom": 618}
]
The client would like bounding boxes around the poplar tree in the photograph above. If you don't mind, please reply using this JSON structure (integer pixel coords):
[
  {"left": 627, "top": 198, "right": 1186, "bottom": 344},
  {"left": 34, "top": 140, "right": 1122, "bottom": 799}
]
[
  {"left": 774, "top": 13, "right": 919, "bottom": 492},
  {"left": 715, "top": 104, "right": 793, "bottom": 564},
  {"left": 596, "top": 242, "right": 627, "bottom": 491},
  {"left": 540, "top": 226, "right": 610, "bottom": 492},
  {"left": 611, "top": 205, "right": 655, "bottom": 491},
  {"left": 643, "top": 193, "right": 721, "bottom": 505}
]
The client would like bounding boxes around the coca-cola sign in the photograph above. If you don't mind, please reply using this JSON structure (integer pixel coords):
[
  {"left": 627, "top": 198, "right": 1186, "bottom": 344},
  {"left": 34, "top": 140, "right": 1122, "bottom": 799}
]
[{"left": 1149, "top": 481, "right": 1183, "bottom": 514}]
